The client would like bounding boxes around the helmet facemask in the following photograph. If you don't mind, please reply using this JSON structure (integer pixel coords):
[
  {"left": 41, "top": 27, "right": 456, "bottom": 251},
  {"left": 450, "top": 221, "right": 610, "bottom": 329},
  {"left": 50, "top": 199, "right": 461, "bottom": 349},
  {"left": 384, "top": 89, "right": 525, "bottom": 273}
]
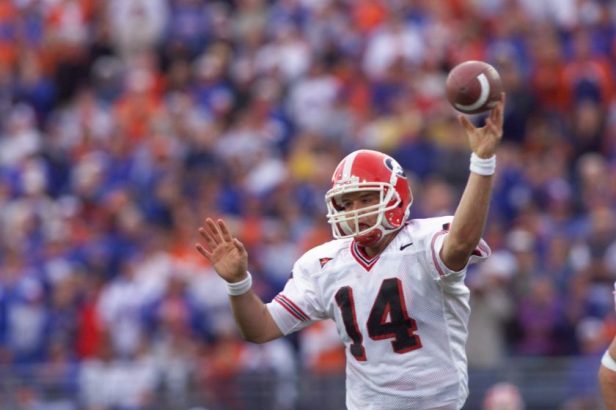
[
  {"left": 325, "top": 149, "right": 413, "bottom": 246},
  {"left": 325, "top": 181, "right": 402, "bottom": 242}
]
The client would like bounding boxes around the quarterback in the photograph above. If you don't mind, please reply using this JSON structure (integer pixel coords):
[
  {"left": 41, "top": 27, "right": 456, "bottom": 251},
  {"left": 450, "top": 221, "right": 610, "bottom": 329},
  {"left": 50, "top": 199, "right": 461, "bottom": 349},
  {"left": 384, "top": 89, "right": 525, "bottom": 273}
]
[{"left": 196, "top": 94, "right": 506, "bottom": 409}]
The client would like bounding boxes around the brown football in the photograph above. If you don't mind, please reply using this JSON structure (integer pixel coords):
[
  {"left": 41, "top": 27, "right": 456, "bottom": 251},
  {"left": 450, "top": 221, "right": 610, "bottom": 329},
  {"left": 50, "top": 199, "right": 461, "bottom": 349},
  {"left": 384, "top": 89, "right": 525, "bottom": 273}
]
[{"left": 446, "top": 60, "right": 503, "bottom": 114}]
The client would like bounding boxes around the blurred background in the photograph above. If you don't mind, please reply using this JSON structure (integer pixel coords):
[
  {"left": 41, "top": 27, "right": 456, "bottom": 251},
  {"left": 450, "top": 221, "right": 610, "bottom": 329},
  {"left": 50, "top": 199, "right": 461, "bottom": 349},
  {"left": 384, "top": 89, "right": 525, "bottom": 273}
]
[{"left": 0, "top": 0, "right": 615, "bottom": 409}]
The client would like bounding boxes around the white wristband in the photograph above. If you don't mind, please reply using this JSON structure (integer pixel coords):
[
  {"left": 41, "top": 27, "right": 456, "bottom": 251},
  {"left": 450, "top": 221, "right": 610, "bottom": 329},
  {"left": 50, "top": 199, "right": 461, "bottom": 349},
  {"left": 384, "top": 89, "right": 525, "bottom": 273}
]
[
  {"left": 469, "top": 153, "right": 496, "bottom": 176},
  {"left": 602, "top": 349, "right": 616, "bottom": 372},
  {"left": 226, "top": 272, "right": 252, "bottom": 296}
]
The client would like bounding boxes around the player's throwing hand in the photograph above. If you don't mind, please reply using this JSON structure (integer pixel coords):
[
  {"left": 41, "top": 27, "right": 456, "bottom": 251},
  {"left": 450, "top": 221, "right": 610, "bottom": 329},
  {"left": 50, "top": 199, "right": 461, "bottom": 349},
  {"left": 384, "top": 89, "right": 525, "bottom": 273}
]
[
  {"left": 195, "top": 218, "right": 248, "bottom": 283},
  {"left": 458, "top": 92, "right": 505, "bottom": 159}
]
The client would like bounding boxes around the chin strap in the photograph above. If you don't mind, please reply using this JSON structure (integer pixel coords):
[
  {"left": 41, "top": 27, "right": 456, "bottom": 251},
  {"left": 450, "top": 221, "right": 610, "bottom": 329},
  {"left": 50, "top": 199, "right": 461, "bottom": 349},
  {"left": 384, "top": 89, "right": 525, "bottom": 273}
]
[
  {"left": 355, "top": 229, "right": 383, "bottom": 247},
  {"left": 355, "top": 223, "right": 402, "bottom": 247}
]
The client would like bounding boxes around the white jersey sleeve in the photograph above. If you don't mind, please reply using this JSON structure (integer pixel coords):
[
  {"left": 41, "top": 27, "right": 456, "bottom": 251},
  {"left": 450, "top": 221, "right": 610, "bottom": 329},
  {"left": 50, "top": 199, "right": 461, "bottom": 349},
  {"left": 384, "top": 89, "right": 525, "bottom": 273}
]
[
  {"left": 424, "top": 217, "right": 491, "bottom": 290},
  {"left": 266, "top": 249, "right": 330, "bottom": 335}
]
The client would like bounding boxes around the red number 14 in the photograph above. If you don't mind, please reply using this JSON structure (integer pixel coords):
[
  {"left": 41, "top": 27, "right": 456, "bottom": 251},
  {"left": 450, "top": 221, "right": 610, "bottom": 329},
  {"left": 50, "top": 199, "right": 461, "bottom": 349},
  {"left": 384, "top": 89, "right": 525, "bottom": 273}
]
[{"left": 335, "top": 278, "right": 422, "bottom": 361}]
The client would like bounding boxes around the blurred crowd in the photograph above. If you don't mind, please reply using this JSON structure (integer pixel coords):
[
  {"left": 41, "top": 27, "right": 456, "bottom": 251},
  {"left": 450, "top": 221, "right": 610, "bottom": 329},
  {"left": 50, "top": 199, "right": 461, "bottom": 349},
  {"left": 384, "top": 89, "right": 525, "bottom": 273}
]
[{"left": 1, "top": 0, "right": 616, "bottom": 409}]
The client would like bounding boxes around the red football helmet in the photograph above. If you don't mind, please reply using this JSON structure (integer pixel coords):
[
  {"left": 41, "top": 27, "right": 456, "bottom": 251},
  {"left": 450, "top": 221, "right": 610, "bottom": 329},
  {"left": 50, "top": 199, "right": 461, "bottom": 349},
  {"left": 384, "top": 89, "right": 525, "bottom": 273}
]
[{"left": 325, "top": 150, "right": 413, "bottom": 246}]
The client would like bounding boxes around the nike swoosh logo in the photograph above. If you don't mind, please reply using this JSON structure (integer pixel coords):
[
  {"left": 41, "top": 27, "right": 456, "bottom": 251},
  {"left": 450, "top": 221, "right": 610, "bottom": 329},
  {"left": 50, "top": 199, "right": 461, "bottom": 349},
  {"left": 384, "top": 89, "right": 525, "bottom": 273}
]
[{"left": 400, "top": 242, "right": 414, "bottom": 251}]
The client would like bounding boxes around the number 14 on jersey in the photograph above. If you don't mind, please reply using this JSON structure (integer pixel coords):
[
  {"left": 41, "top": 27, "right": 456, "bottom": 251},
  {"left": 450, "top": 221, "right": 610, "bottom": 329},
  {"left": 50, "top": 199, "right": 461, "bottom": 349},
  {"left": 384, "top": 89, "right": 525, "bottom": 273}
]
[{"left": 335, "top": 278, "right": 423, "bottom": 361}]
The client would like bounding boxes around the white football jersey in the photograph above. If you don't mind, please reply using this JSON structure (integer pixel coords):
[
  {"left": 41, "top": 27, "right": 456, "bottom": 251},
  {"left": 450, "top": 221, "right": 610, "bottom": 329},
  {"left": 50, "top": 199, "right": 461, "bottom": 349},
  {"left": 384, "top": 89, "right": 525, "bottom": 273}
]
[{"left": 267, "top": 216, "right": 490, "bottom": 410}]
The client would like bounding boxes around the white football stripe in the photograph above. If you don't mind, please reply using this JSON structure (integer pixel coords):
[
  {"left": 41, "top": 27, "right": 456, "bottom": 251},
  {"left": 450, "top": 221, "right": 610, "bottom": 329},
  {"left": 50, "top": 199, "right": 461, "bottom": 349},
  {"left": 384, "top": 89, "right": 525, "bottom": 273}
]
[
  {"left": 454, "top": 73, "right": 490, "bottom": 112},
  {"left": 341, "top": 150, "right": 359, "bottom": 180}
]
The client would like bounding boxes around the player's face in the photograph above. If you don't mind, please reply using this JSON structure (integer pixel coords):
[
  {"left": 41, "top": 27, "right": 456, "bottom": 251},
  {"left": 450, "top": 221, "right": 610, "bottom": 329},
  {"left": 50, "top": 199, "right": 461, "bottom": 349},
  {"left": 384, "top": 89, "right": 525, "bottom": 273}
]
[{"left": 338, "top": 191, "right": 380, "bottom": 227}]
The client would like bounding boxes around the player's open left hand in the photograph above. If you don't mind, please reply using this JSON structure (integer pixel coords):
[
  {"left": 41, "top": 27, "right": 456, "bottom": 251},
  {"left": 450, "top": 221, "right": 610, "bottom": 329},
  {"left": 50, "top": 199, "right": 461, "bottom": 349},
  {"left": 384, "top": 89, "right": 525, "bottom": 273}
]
[
  {"left": 458, "top": 92, "right": 505, "bottom": 159},
  {"left": 196, "top": 218, "right": 248, "bottom": 283}
]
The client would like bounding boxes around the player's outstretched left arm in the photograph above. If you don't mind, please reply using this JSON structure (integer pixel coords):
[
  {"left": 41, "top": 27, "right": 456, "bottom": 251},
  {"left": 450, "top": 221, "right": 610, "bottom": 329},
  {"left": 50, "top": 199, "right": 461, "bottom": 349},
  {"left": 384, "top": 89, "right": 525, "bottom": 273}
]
[
  {"left": 441, "top": 93, "right": 505, "bottom": 271},
  {"left": 196, "top": 218, "right": 283, "bottom": 343}
]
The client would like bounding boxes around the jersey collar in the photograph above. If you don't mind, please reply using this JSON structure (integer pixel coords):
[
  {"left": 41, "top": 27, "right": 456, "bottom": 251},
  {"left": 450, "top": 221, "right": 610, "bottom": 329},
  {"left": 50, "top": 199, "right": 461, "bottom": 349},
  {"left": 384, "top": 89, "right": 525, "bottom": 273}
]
[{"left": 350, "top": 240, "right": 380, "bottom": 271}]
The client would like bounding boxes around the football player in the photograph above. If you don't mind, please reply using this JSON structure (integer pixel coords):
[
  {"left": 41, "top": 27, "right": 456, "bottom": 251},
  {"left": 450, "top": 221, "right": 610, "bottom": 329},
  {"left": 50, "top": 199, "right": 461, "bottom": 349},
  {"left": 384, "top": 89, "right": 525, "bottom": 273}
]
[
  {"left": 599, "top": 282, "right": 616, "bottom": 410},
  {"left": 196, "top": 93, "right": 506, "bottom": 409}
]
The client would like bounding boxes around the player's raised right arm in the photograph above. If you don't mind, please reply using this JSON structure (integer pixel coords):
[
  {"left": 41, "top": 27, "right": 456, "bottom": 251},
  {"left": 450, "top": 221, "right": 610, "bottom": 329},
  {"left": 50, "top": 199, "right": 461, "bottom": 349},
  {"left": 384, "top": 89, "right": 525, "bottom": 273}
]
[{"left": 196, "top": 218, "right": 283, "bottom": 343}]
